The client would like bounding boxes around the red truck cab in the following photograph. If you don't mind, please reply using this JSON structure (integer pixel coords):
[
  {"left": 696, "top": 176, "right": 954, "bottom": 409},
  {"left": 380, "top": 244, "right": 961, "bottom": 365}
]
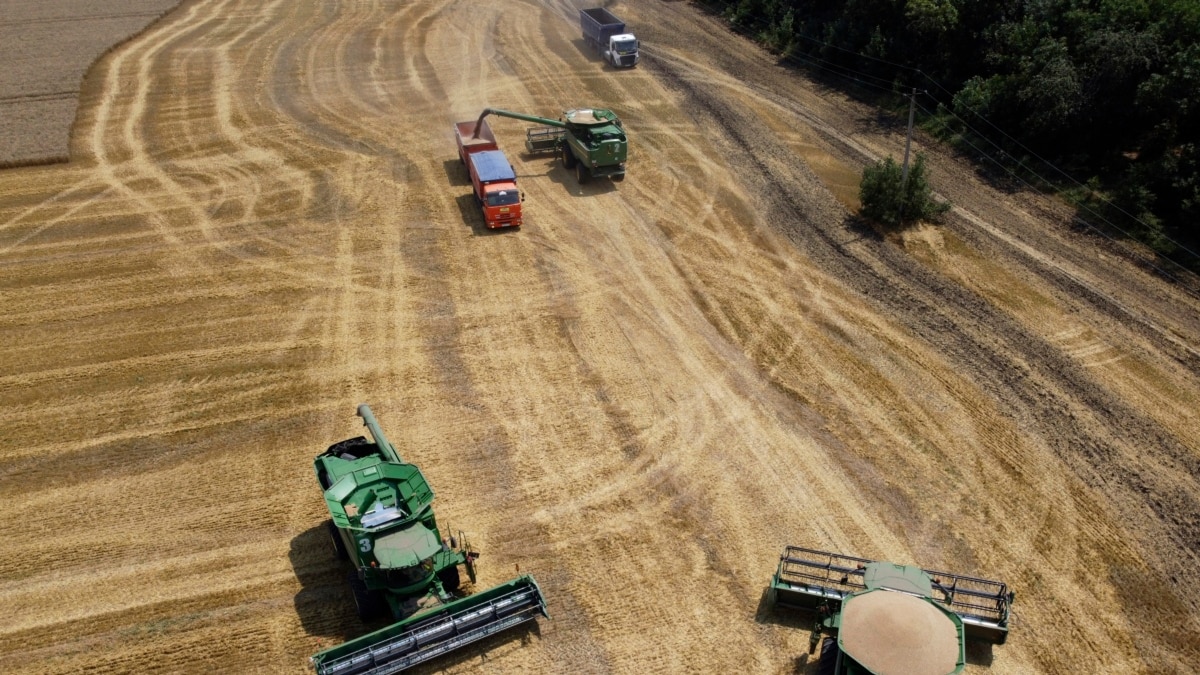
[
  {"left": 467, "top": 151, "right": 522, "bottom": 228},
  {"left": 455, "top": 119, "right": 523, "bottom": 229}
]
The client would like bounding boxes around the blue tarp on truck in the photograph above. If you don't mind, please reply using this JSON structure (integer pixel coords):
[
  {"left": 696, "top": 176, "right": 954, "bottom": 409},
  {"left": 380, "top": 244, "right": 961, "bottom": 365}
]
[{"left": 469, "top": 150, "right": 516, "bottom": 184}]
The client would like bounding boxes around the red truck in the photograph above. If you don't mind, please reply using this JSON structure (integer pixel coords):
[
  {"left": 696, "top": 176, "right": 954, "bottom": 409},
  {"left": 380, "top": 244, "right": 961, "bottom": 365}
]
[{"left": 454, "top": 119, "right": 523, "bottom": 229}]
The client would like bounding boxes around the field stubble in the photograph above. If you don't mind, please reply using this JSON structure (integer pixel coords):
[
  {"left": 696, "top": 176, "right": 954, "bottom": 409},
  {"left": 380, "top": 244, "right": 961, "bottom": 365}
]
[{"left": 1, "top": 1, "right": 1198, "bottom": 673}]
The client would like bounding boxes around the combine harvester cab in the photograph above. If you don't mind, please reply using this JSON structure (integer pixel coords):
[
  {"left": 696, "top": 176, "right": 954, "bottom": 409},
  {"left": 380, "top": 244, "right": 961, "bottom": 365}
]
[
  {"left": 310, "top": 404, "right": 548, "bottom": 674},
  {"left": 769, "top": 546, "right": 1014, "bottom": 675}
]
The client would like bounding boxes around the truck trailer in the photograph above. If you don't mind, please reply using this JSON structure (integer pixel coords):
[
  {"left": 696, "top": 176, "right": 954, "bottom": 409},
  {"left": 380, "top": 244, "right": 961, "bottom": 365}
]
[
  {"left": 454, "top": 119, "right": 523, "bottom": 229},
  {"left": 580, "top": 8, "right": 639, "bottom": 68}
]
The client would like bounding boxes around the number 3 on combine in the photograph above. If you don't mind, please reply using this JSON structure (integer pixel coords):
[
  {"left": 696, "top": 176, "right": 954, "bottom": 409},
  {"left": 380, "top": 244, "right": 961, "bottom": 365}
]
[{"left": 358, "top": 538, "right": 372, "bottom": 553}]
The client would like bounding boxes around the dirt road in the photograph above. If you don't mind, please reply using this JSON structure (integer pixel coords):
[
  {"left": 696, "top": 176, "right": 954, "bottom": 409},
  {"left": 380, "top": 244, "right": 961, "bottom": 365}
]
[{"left": 1, "top": 1, "right": 1198, "bottom": 673}]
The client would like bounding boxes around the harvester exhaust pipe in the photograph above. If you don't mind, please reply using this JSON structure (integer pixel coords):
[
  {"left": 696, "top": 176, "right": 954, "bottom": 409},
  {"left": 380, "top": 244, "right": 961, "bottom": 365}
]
[{"left": 356, "top": 404, "right": 402, "bottom": 464}]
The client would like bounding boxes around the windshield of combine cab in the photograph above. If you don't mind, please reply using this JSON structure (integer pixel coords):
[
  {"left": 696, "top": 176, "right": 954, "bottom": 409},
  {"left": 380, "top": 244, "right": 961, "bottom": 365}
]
[
  {"left": 614, "top": 40, "right": 638, "bottom": 54},
  {"left": 486, "top": 190, "right": 520, "bottom": 207},
  {"left": 385, "top": 563, "right": 429, "bottom": 586}
]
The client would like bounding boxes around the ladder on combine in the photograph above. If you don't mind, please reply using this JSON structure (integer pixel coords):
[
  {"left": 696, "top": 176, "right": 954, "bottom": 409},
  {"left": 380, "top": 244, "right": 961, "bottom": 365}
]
[
  {"left": 312, "top": 576, "right": 548, "bottom": 675},
  {"left": 770, "top": 546, "right": 1014, "bottom": 644}
]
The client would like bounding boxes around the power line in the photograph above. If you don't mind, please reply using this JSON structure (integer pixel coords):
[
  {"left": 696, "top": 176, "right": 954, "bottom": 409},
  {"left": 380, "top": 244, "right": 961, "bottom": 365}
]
[
  {"left": 916, "top": 94, "right": 1200, "bottom": 267},
  {"left": 914, "top": 100, "right": 1200, "bottom": 295},
  {"left": 920, "top": 73, "right": 1200, "bottom": 264},
  {"left": 779, "top": 50, "right": 900, "bottom": 94},
  {"left": 695, "top": 1, "right": 1200, "bottom": 267}
]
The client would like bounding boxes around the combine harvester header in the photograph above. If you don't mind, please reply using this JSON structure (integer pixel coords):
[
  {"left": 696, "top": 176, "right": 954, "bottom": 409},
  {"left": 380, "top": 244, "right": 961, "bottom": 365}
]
[
  {"left": 311, "top": 576, "right": 547, "bottom": 675},
  {"left": 769, "top": 546, "right": 1014, "bottom": 675},
  {"left": 310, "top": 405, "right": 548, "bottom": 674}
]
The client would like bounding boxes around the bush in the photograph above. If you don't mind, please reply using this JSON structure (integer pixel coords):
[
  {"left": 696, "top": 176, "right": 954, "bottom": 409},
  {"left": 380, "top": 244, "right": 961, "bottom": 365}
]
[{"left": 859, "top": 153, "right": 950, "bottom": 228}]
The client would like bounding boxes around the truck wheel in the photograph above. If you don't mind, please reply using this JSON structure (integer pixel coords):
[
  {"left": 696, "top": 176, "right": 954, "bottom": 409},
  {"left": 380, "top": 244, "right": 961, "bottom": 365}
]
[
  {"left": 349, "top": 572, "right": 387, "bottom": 622},
  {"left": 327, "top": 520, "right": 348, "bottom": 560},
  {"left": 576, "top": 163, "right": 590, "bottom": 184},
  {"left": 437, "top": 565, "right": 461, "bottom": 592},
  {"left": 612, "top": 172, "right": 625, "bottom": 182},
  {"left": 562, "top": 145, "right": 577, "bottom": 169}
]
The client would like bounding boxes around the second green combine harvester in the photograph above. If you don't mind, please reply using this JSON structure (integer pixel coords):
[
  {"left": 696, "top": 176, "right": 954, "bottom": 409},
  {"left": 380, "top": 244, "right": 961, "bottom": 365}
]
[
  {"left": 472, "top": 107, "right": 628, "bottom": 183},
  {"left": 309, "top": 405, "right": 548, "bottom": 675},
  {"left": 769, "top": 546, "right": 1014, "bottom": 675}
]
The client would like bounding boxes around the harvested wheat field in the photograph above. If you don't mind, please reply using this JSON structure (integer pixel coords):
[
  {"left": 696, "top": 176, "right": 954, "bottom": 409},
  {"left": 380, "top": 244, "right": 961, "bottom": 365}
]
[{"left": 1, "top": 1, "right": 1199, "bottom": 673}]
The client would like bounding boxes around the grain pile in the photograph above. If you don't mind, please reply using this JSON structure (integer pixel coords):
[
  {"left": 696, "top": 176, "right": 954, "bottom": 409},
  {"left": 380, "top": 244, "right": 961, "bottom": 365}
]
[{"left": 839, "top": 592, "right": 960, "bottom": 675}]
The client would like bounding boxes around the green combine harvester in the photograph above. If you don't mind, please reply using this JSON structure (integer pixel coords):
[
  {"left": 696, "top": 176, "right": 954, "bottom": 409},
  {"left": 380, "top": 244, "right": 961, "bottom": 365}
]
[
  {"left": 769, "top": 546, "right": 1014, "bottom": 675},
  {"left": 472, "top": 107, "right": 627, "bottom": 183},
  {"left": 309, "top": 404, "right": 548, "bottom": 675}
]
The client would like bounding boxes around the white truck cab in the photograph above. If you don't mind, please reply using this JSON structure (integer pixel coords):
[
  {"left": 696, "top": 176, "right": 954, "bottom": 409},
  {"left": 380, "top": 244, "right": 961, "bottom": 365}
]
[{"left": 604, "top": 33, "right": 639, "bottom": 68}]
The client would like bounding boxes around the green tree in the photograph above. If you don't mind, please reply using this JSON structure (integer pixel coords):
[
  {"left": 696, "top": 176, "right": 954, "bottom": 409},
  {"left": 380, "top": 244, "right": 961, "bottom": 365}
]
[
  {"left": 860, "top": 153, "right": 951, "bottom": 228},
  {"left": 1017, "top": 38, "right": 1082, "bottom": 139},
  {"left": 705, "top": 0, "right": 1200, "bottom": 260},
  {"left": 906, "top": 0, "right": 958, "bottom": 36}
]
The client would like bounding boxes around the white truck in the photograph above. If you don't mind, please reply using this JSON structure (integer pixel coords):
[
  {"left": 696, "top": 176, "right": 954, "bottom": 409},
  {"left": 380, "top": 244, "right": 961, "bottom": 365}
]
[{"left": 580, "top": 7, "right": 639, "bottom": 68}]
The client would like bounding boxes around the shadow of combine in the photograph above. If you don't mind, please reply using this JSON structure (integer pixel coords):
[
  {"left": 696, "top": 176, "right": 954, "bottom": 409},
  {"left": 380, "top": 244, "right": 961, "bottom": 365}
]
[
  {"left": 965, "top": 640, "right": 996, "bottom": 667},
  {"left": 290, "top": 523, "right": 369, "bottom": 645},
  {"left": 543, "top": 159, "right": 620, "bottom": 199},
  {"left": 753, "top": 587, "right": 824, "bottom": 674},
  {"left": 753, "top": 586, "right": 813, "bottom": 630}
]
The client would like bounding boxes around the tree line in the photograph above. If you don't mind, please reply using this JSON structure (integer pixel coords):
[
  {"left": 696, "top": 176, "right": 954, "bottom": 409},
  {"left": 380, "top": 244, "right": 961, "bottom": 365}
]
[{"left": 698, "top": 0, "right": 1200, "bottom": 263}]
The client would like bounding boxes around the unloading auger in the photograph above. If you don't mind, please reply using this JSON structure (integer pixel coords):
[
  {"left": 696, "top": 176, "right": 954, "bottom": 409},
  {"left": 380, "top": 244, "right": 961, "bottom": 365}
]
[{"left": 473, "top": 107, "right": 628, "bottom": 183}]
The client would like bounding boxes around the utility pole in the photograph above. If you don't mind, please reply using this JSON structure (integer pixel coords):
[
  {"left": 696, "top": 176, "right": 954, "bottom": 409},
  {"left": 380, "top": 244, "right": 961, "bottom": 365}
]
[
  {"left": 897, "top": 88, "right": 918, "bottom": 224},
  {"left": 901, "top": 87, "right": 917, "bottom": 187}
]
